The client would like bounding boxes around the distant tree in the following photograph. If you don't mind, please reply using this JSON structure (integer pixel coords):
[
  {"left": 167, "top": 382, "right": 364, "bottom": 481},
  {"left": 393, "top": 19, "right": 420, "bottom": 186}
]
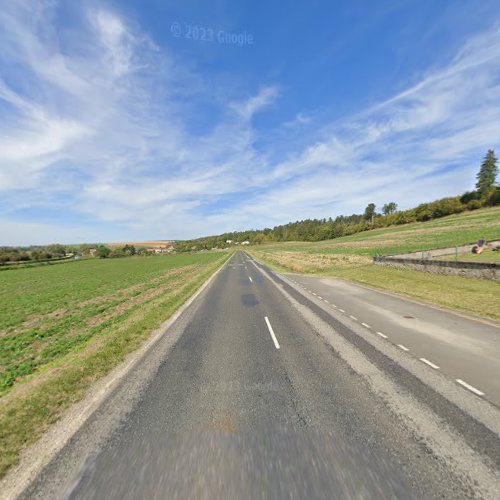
[
  {"left": 47, "top": 244, "right": 66, "bottom": 256},
  {"left": 364, "top": 203, "right": 377, "bottom": 221},
  {"left": 476, "top": 149, "right": 498, "bottom": 196},
  {"left": 122, "top": 244, "right": 136, "bottom": 255},
  {"left": 382, "top": 202, "right": 398, "bottom": 215},
  {"left": 95, "top": 245, "right": 111, "bottom": 258}
]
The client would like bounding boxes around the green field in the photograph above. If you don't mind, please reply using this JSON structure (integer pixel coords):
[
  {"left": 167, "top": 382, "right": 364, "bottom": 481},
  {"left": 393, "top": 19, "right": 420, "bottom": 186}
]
[
  {"left": 0, "top": 252, "right": 228, "bottom": 477},
  {"left": 249, "top": 207, "right": 500, "bottom": 321}
]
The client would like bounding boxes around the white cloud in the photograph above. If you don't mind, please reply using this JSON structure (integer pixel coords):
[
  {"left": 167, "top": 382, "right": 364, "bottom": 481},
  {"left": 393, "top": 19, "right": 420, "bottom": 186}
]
[
  {"left": 284, "top": 112, "right": 312, "bottom": 128},
  {"left": 0, "top": 2, "right": 500, "bottom": 244},
  {"left": 230, "top": 86, "right": 280, "bottom": 121}
]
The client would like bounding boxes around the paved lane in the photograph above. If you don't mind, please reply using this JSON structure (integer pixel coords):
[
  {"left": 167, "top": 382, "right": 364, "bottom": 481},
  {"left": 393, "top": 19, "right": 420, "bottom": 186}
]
[
  {"left": 22, "top": 252, "right": 500, "bottom": 499},
  {"left": 285, "top": 272, "right": 500, "bottom": 406}
]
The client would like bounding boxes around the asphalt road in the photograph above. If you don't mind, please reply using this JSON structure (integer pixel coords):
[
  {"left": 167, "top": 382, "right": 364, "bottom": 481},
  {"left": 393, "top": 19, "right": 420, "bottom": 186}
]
[
  {"left": 22, "top": 251, "right": 500, "bottom": 499},
  {"left": 286, "top": 273, "right": 500, "bottom": 406}
]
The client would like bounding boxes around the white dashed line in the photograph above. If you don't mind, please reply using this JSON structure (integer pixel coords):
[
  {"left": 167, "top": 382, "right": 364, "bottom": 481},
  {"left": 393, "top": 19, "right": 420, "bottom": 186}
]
[
  {"left": 420, "top": 358, "right": 439, "bottom": 370},
  {"left": 376, "top": 332, "right": 388, "bottom": 339},
  {"left": 264, "top": 316, "right": 280, "bottom": 350},
  {"left": 312, "top": 292, "right": 317, "bottom": 296},
  {"left": 324, "top": 299, "right": 329, "bottom": 303},
  {"left": 361, "top": 322, "right": 370, "bottom": 329},
  {"left": 248, "top": 277, "right": 253, "bottom": 283},
  {"left": 318, "top": 296, "right": 323, "bottom": 300},
  {"left": 349, "top": 315, "right": 358, "bottom": 321},
  {"left": 397, "top": 344, "right": 409, "bottom": 351},
  {"left": 339, "top": 309, "right": 345, "bottom": 313},
  {"left": 456, "top": 379, "right": 484, "bottom": 396}
]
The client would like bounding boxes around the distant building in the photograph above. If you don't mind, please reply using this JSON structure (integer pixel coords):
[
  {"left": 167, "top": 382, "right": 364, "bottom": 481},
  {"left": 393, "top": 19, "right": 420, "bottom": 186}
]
[{"left": 146, "top": 245, "right": 175, "bottom": 254}]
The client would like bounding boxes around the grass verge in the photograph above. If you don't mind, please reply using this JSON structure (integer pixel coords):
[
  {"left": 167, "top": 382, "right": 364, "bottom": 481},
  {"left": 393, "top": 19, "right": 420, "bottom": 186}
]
[{"left": 0, "top": 252, "right": 229, "bottom": 478}]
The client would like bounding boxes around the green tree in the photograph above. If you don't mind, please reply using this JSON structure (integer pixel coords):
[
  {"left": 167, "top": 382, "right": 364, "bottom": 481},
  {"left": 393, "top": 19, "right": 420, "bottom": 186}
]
[
  {"left": 476, "top": 149, "right": 498, "bottom": 196},
  {"left": 95, "top": 245, "right": 111, "bottom": 258},
  {"left": 382, "top": 202, "right": 398, "bottom": 215},
  {"left": 122, "top": 244, "right": 136, "bottom": 255},
  {"left": 364, "top": 203, "right": 376, "bottom": 221}
]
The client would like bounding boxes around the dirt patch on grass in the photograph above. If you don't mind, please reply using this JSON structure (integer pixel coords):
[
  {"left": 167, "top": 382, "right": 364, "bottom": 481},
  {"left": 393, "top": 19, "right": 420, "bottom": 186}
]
[
  {"left": 84, "top": 266, "right": 201, "bottom": 328},
  {"left": 258, "top": 251, "right": 371, "bottom": 273}
]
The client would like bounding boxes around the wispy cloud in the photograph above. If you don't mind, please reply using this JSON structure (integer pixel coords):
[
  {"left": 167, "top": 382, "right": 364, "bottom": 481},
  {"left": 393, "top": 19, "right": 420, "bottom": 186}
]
[
  {"left": 0, "top": 1, "right": 499, "bottom": 245},
  {"left": 230, "top": 85, "right": 280, "bottom": 121}
]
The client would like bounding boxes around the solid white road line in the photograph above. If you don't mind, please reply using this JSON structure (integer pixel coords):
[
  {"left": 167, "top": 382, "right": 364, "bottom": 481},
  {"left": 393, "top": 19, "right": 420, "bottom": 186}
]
[
  {"left": 376, "top": 331, "right": 388, "bottom": 339},
  {"left": 456, "top": 379, "right": 485, "bottom": 396},
  {"left": 420, "top": 358, "right": 440, "bottom": 370},
  {"left": 248, "top": 276, "right": 253, "bottom": 283},
  {"left": 265, "top": 316, "right": 280, "bottom": 350},
  {"left": 361, "top": 322, "right": 370, "bottom": 329},
  {"left": 397, "top": 344, "right": 409, "bottom": 351}
]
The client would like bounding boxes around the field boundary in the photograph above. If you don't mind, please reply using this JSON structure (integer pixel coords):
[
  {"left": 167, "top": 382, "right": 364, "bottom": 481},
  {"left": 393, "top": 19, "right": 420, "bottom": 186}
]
[{"left": 0, "top": 254, "right": 231, "bottom": 500}]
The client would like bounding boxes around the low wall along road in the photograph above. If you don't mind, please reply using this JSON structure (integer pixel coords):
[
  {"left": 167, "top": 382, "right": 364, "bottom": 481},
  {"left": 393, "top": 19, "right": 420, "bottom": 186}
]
[{"left": 374, "top": 240, "right": 500, "bottom": 280}]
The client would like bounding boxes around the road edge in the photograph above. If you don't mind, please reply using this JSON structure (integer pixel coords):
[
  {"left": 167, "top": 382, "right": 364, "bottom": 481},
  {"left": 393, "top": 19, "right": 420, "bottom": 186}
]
[
  {"left": 248, "top": 251, "right": 500, "bottom": 329},
  {"left": 0, "top": 253, "right": 232, "bottom": 500}
]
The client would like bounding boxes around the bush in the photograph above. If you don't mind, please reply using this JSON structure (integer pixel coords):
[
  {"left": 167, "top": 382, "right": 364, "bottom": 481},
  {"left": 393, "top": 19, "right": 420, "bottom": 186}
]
[
  {"left": 95, "top": 245, "right": 111, "bottom": 258},
  {"left": 467, "top": 199, "right": 482, "bottom": 210},
  {"left": 460, "top": 190, "right": 480, "bottom": 204},
  {"left": 429, "top": 197, "right": 464, "bottom": 218},
  {"left": 12, "top": 253, "right": 31, "bottom": 262},
  {"left": 486, "top": 186, "right": 500, "bottom": 206},
  {"left": 393, "top": 211, "right": 416, "bottom": 225}
]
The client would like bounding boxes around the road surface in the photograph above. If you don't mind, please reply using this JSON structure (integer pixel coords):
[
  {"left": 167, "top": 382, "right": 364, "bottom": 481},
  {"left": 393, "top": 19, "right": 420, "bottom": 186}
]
[
  {"left": 286, "top": 272, "right": 500, "bottom": 406},
  {"left": 21, "top": 252, "right": 500, "bottom": 499}
]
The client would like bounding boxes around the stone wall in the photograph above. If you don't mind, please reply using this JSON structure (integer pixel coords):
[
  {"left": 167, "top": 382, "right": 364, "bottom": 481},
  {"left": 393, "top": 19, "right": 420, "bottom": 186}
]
[{"left": 373, "top": 256, "right": 499, "bottom": 280}]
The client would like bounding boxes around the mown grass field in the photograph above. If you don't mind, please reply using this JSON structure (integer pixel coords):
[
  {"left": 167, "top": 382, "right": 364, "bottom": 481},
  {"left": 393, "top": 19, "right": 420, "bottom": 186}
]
[
  {"left": 0, "top": 252, "right": 228, "bottom": 477},
  {"left": 249, "top": 207, "right": 500, "bottom": 321}
]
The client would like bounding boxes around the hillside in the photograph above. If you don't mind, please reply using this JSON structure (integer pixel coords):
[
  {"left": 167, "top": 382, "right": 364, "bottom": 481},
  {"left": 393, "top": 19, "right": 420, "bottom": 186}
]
[{"left": 248, "top": 206, "right": 500, "bottom": 321}]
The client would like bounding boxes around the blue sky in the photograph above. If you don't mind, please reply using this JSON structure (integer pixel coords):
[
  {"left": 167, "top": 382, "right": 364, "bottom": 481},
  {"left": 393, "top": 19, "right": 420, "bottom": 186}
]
[{"left": 1, "top": 0, "right": 500, "bottom": 245}]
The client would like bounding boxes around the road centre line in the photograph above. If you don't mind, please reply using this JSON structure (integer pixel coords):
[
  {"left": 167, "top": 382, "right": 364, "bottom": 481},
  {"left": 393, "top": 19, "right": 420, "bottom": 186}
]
[
  {"left": 349, "top": 315, "right": 358, "bottom": 321},
  {"left": 376, "top": 331, "right": 388, "bottom": 339},
  {"left": 397, "top": 344, "right": 409, "bottom": 351},
  {"left": 264, "top": 316, "right": 280, "bottom": 349},
  {"left": 339, "top": 308, "right": 345, "bottom": 313},
  {"left": 420, "top": 358, "right": 440, "bottom": 370},
  {"left": 361, "top": 322, "right": 370, "bottom": 329},
  {"left": 456, "top": 379, "right": 484, "bottom": 396}
]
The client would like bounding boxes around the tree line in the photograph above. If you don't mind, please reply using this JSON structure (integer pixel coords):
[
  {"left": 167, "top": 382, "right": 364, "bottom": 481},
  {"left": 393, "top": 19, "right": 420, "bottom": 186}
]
[{"left": 176, "top": 149, "right": 499, "bottom": 251}]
